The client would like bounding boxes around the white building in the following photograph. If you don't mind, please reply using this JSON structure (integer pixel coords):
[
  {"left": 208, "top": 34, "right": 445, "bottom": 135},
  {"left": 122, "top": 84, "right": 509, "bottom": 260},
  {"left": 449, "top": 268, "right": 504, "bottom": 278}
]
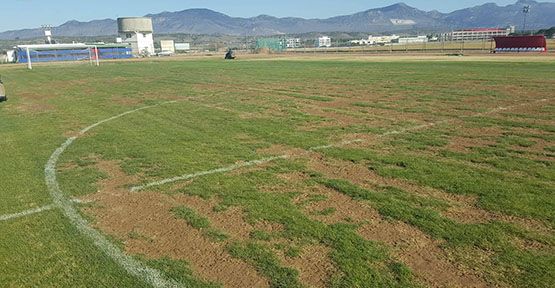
[
  {"left": 351, "top": 35, "right": 400, "bottom": 45},
  {"left": 398, "top": 36, "right": 428, "bottom": 44},
  {"left": 286, "top": 38, "right": 301, "bottom": 48},
  {"left": 175, "top": 43, "right": 191, "bottom": 51},
  {"left": 318, "top": 36, "right": 332, "bottom": 48},
  {"left": 5, "top": 50, "right": 15, "bottom": 63},
  {"left": 448, "top": 28, "right": 511, "bottom": 41},
  {"left": 160, "top": 40, "right": 176, "bottom": 53},
  {"left": 118, "top": 17, "right": 155, "bottom": 56}
]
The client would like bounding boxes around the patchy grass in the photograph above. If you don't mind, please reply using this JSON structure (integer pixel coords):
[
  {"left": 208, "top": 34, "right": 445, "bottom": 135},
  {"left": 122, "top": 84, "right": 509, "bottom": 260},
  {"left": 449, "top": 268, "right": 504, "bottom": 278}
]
[
  {"left": 1, "top": 58, "right": 553, "bottom": 287},
  {"left": 172, "top": 206, "right": 229, "bottom": 242}
]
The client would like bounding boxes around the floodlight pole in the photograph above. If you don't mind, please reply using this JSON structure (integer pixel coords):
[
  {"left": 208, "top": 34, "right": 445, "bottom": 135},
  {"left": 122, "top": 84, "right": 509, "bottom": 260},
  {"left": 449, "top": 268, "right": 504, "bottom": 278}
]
[
  {"left": 522, "top": 5, "right": 530, "bottom": 33},
  {"left": 26, "top": 47, "right": 32, "bottom": 70}
]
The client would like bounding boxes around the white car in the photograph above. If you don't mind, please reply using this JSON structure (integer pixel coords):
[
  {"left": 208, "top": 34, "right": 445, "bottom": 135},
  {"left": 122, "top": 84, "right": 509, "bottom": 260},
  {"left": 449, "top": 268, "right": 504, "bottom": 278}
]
[{"left": 157, "top": 51, "right": 175, "bottom": 57}]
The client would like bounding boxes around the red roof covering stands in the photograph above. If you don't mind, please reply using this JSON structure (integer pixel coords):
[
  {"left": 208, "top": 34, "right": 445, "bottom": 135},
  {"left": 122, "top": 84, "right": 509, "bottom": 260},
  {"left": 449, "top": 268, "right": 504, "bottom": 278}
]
[{"left": 494, "top": 36, "right": 547, "bottom": 53}]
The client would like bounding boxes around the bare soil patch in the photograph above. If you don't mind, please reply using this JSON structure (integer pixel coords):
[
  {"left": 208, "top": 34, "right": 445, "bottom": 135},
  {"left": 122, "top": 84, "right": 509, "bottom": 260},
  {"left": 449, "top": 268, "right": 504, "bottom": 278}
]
[
  {"left": 303, "top": 156, "right": 491, "bottom": 287},
  {"left": 11, "top": 91, "right": 55, "bottom": 114},
  {"left": 276, "top": 243, "right": 337, "bottom": 288},
  {"left": 445, "top": 136, "right": 497, "bottom": 153},
  {"left": 80, "top": 160, "right": 269, "bottom": 288},
  {"left": 308, "top": 154, "right": 552, "bottom": 233},
  {"left": 301, "top": 183, "right": 487, "bottom": 288},
  {"left": 173, "top": 194, "right": 254, "bottom": 240}
]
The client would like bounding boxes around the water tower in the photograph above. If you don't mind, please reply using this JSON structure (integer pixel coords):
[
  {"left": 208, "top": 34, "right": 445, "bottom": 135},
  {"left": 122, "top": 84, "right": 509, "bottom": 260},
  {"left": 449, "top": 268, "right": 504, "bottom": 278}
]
[{"left": 117, "top": 17, "right": 155, "bottom": 56}]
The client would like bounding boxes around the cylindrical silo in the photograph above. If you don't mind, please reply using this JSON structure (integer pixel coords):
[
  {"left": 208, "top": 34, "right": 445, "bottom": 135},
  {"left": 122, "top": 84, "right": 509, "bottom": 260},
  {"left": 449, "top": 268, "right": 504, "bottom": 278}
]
[
  {"left": 117, "top": 17, "right": 154, "bottom": 33},
  {"left": 117, "top": 17, "right": 155, "bottom": 56}
]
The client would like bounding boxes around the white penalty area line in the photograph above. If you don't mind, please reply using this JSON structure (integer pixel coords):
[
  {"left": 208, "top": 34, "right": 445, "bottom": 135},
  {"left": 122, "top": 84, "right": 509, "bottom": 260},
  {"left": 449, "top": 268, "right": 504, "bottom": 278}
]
[
  {"left": 0, "top": 199, "right": 92, "bottom": 223},
  {"left": 130, "top": 98, "right": 549, "bottom": 192},
  {"left": 131, "top": 155, "right": 289, "bottom": 192},
  {"left": 0, "top": 204, "right": 55, "bottom": 222}
]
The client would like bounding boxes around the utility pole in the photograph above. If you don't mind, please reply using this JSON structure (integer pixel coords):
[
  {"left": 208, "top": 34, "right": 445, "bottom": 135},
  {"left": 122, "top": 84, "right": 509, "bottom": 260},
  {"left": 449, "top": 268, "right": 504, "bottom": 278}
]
[{"left": 522, "top": 5, "right": 531, "bottom": 33}]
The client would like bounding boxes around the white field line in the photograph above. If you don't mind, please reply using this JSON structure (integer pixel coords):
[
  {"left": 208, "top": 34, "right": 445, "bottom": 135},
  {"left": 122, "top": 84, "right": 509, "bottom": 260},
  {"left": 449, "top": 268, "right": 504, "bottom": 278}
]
[
  {"left": 131, "top": 98, "right": 548, "bottom": 191},
  {"left": 0, "top": 204, "right": 55, "bottom": 222},
  {"left": 0, "top": 96, "right": 536, "bottom": 285},
  {"left": 0, "top": 199, "right": 95, "bottom": 223},
  {"left": 44, "top": 101, "right": 183, "bottom": 288},
  {"left": 131, "top": 155, "right": 289, "bottom": 192}
]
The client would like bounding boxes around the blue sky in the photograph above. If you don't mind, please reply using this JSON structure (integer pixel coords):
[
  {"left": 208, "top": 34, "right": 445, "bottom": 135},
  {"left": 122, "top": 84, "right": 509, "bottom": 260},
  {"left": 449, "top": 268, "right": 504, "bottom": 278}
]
[{"left": 2, "top": 0, "right": 544, "bottom": 31}]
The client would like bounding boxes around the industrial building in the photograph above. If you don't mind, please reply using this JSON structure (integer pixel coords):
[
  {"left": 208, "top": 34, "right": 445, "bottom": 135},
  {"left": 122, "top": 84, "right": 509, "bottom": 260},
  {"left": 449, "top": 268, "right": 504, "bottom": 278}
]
[
  {"left": 118, "top": 17, "right": 155, "bottom": 56},
  {"left": 397, "top": 36, "right": 428, "bottom": 44},
  {"left": 448, "top": 27, "right": 514, "bottom": 41},
  {"left": 160, "top": 40, "right": 176, "bottom": 53},
  {"left": 318, "top": 36, "right": 332, "bottom": 48}
]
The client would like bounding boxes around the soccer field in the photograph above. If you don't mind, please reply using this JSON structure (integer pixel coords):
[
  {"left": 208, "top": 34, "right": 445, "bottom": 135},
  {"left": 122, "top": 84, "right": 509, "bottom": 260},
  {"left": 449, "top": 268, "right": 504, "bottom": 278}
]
[{"left": 0, "top": 57, "right": 554, "bottom": 288}]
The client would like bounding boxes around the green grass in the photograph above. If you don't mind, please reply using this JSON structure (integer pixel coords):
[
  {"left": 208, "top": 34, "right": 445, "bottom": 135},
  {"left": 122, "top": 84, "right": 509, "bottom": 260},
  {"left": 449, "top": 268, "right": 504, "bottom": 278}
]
[
  {"left": 1, "top": 57, "right": 554, "bottom": 287},
  {"left": 172, "top": 206, "right": 211, "bottom": 230},
  {"left": 172, "top": 206, "right": 229, "bottom": 242}
]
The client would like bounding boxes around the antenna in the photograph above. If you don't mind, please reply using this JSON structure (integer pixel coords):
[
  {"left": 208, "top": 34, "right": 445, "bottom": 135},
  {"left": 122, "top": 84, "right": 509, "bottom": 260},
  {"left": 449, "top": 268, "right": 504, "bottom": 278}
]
[
  {"left": 41, "top": 24, "right": 53, "bottom": 44},
  {"left": 522, "top": 5, "right": 530, "bottom": 33}
]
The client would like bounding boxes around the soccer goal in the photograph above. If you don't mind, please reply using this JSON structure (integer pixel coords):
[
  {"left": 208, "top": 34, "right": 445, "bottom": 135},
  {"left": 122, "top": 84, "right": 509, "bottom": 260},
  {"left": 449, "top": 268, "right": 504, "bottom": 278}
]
[{"left": 16, "top": 44, "right": 100, "bottom": 70}]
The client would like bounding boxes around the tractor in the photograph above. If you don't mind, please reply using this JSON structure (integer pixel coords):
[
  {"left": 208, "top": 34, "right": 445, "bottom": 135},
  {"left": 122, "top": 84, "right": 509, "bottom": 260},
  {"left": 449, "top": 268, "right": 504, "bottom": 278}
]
[{"left": 225, "top": 49, "right": 236, "bottom": 60}]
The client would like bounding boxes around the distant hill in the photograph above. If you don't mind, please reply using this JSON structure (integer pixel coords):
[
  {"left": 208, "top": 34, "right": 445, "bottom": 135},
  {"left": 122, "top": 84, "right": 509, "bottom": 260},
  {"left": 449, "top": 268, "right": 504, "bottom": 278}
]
[{"left": 1, "top": 0, "right": 554, "bottom": 40}]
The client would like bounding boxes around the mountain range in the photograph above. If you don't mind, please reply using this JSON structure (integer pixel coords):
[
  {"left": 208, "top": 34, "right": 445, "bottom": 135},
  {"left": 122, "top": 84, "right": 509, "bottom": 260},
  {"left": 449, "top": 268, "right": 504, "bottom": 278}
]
[{"left": 0, "top": 0, "right": 554, "bottom": 40}]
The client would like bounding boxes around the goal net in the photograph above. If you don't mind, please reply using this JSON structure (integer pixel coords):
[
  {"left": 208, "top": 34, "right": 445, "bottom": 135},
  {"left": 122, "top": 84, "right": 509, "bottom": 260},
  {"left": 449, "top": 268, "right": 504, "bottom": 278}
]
[{"left": 17, "top": 46, "right": 100, "bottom": 70}]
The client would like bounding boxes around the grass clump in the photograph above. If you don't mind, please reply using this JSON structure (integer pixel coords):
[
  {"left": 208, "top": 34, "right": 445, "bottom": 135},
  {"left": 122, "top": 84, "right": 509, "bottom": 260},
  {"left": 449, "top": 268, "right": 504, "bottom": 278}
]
[
  {"left": 181, "top": 169, "right": 419, "bottom": 287},
  {"left": 324, "top": 147, "right": 555, "bottom": 226},
  {"left": 172, "top": 206, "right": 211, "bottom": 229},
  {"left": 171, "top": 206, "right": 228, "bottom": 242},
  {"left": 146, "top": 258, "right": 221, "bottom": 288},
  {"left": 316, "top": 176, "right": 555, "bottom": 287},
  {"left": 229, "top": 242, "right": 302, "bottom": 288}
]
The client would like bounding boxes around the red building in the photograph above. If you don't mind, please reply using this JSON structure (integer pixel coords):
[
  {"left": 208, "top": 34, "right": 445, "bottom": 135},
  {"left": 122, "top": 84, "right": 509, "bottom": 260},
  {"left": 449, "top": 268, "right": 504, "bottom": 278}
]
[{"left": 494, "top": 36, "right": 547, "bottom": 52}]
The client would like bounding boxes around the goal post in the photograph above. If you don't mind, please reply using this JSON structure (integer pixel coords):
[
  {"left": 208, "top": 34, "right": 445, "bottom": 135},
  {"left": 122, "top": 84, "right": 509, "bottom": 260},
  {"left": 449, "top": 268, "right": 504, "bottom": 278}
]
[
  {"left": 20, "top": 45, "right": 100, "bottom": 70},
  {"left": 18, "top": 44, "right": 132, "bottom": 69},
  {"left": 26, "top": 47, "right": 32, "bottom": 70}
]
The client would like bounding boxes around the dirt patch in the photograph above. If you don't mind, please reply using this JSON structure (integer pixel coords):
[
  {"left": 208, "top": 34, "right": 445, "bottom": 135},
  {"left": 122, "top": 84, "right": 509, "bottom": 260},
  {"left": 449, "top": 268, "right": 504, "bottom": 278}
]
[
  {"left": 301, "top": 106, "right": 372, "bottom": 126},
  {"left": 253, "top": 221, "right": 285, "bottom": 235},
  {"left": 13, "top": 102, "right": 55, "bottom": 113},
  {"left": 446, "top": 136, "right": 497, "bottom": 153},
  {"left": 257, "top": 144, "right": 307, "bottom": 157},
  {"left": 80, "top": 160, "right": 269, "bottom": 288},
  {"left": 173, "top": 194, "right": 254, "bottom": 240},
  {"left": 306, "top": 155, "right": 553, "bottom": 232},
  {"left": 300, "top": 182, "right": 487, "bottom": 288},
  {"left": 276, "top": 171, "right": 311, "bottom": 183},
  {"left": 302, "top": 157, "right": 490, "bottom": 287},
  {"left": 277, "top": 243, "right": 337, "bottom": 288}
]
